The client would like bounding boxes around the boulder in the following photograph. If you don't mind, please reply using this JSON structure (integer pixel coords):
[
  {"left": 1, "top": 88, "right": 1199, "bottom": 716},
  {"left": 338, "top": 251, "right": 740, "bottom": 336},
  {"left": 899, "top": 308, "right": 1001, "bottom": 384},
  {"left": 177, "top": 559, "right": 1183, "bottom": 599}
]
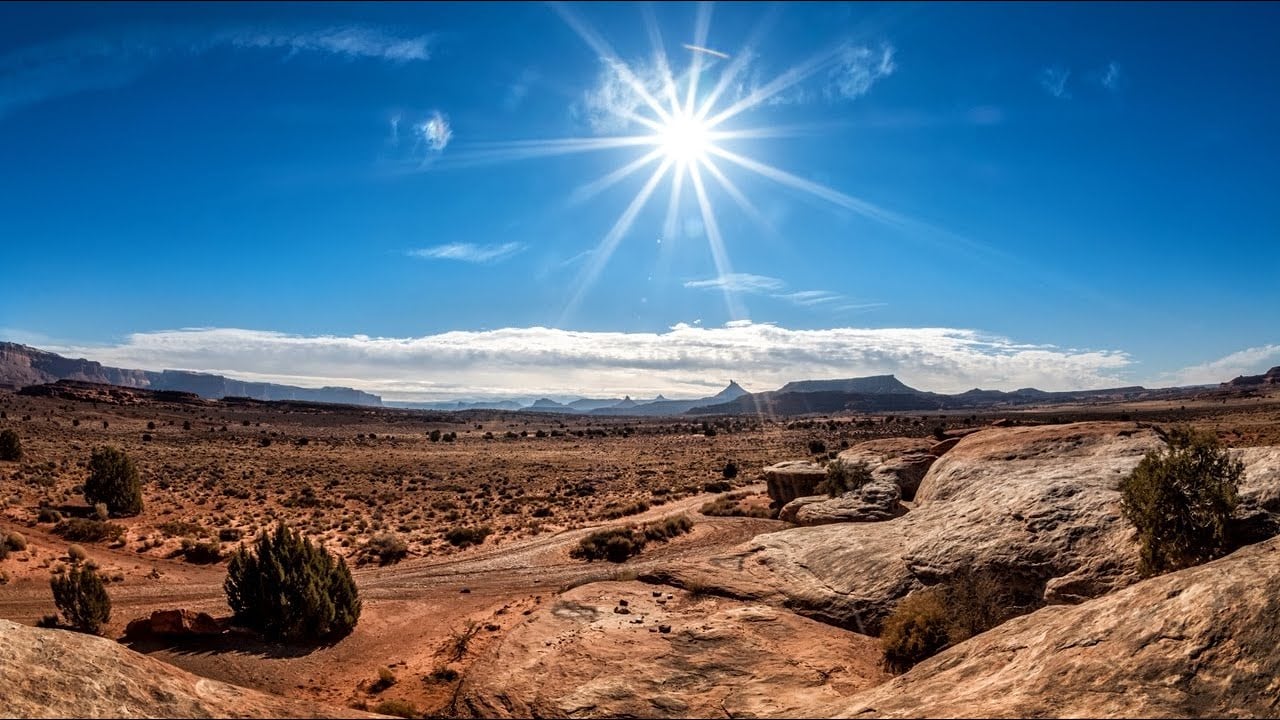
[
  {"left": 835, "top": 535, "right": 1280, "bottom": 718},
  {"left": 778, "top": 495, "right": 827, "bottom": 523},
  {"left": 793, "top": 480, "right": 905, "bottom": 526},
  {"left": 127, "top": 609, "right": 223, "bottom": 638},
  {"left": 0, "top": 619, "right": 369, "bottom": 718},
  {"left": 653, "top": 423, "right": 1172, "bottom": 634},
  {"left": 837, "top": 438, "right": 936, "bottom": 500},
  {"left": 462, "top": 581, "right": 888, "bottom": 718},
  {"left": 928, "top": 437, "right": 961, "bottom": 456},
  {"left": 763, "top": 460, "right": 827, "bottom": 507}
]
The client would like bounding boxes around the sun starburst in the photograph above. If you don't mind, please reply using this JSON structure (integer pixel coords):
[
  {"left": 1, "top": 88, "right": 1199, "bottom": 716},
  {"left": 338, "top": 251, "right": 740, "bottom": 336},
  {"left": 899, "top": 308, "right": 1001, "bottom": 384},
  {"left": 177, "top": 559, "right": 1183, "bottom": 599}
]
[{"left": 437, "top": 3, "right": 916, "bottom": 323}]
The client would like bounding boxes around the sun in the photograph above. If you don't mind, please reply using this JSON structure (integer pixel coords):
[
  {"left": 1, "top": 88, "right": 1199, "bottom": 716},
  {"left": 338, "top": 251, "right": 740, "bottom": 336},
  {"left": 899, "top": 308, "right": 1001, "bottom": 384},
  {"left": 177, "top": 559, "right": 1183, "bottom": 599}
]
[
  {"left": 656, "top": 109, "right": 711, "bottom": 164},
  {"left": 452, "top": 4, "right": 906, "bottom": 324}
]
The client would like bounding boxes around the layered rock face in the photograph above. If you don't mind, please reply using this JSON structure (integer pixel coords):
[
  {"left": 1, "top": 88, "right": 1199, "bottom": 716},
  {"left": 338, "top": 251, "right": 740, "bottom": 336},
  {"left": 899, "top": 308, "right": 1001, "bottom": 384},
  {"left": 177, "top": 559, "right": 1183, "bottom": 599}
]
[
  {"left": 763, "top": 460, "right": 827, "bottom": 507},
  {"left": 0, "top": 620, "right": 369, "bottom": 718},
  {"left": 462, "top": 581, "right": 889, "bottom": 718},
  {"left": 656, "top": 423, "right": 1170, "bottom": 633},
  {"left": 836, "top": 535, "right": 1280, "bottom": 718}
]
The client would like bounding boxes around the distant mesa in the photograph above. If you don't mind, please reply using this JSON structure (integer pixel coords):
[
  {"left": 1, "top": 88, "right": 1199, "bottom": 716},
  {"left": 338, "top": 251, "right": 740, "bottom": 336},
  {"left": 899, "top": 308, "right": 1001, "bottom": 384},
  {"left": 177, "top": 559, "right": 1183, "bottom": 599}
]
[
  {"left": 1226, "top": 366, "right": 1280, "bottom": 387},
  {"left": 0, "top": 342, "right": 381, "bottom": 407}
]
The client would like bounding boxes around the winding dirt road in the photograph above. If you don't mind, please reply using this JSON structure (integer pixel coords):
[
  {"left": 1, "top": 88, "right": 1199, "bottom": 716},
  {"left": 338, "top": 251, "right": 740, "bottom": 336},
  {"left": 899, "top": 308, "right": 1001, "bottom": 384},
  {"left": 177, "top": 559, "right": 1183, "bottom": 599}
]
[{"left": 0, "top": 485, "right": 781, "bottom": 714}]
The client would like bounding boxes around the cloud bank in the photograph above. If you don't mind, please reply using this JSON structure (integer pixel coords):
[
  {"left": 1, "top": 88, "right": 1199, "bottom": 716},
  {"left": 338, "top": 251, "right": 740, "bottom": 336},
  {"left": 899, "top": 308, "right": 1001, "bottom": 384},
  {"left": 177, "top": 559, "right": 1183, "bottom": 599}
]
[
  {"left": 43, "top": 323, "right": 1136, "bottom": 402},
  {"left": 1161, "top": 344, "right": 1280, "bottom": 387}
]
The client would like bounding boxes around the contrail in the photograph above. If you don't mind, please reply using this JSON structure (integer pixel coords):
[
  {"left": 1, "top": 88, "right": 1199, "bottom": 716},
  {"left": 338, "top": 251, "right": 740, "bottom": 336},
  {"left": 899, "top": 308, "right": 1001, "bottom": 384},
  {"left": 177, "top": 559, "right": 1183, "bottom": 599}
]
[{"left": 683, "top": 43, "right": 729, "bottom": 59}]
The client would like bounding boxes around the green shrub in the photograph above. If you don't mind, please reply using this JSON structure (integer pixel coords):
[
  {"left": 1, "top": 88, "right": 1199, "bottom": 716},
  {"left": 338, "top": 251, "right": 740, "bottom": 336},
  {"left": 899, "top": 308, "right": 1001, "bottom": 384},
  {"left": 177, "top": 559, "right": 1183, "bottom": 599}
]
[
  {"left": 224, "top": 522, "right": 361, "bottom": 642},
  {"left": 700, "top": 494, "right": 771, "bottom": 518},
  {"left": 364, "top": 533, "right": 409, "bottom": 565},
  {"left": 51, "top": 564, "right": 111, "bottom": 635},
  {"left": 0, "top": 429, "right": 21, "bottom": 461},
  {"left": 53, "top": 518, "right": 124, "bottom": 543},
  {"left": 599, "top": 499, "right": 649, "bottom": 519},
  {"left": 816, "top": 459, "right": 874, "bottom": 498},
  {"left": 722, "top": 461, "right": 739, "bottom": 479},
  {"left": 702, "top": 480, "right": 732, "bottom": 493},
  {"left": 444, "top": 526, "right": 492, "bottom": 548},
  {"left": 570, "top": 516, "right": 693, "bottom": 563},
  {"left": 880, "top": 589, "right": 950, "bottom": 674},
  {"left": 1120, "top": 428, "right": 1243, "bottom": 576},
  {"left": 5, "top": 532, "right": 26, "bottom": 552},
  {"left": 36, "top": 506, "right": 61, "bottom": 523},
  {"left": 880, "top": 570, "right": 1034, "bottom": 673},
  {"left": 84, "top": 446, "right": 143, "bottom": 517},
  {"left": 180, "top": 538, "right": 223, "bottom": 564}
]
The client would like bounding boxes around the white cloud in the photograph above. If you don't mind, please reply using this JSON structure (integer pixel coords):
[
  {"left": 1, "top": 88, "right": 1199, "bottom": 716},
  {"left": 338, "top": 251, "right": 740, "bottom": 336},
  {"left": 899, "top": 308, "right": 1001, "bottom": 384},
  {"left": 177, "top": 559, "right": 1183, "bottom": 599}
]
[
  {"left": 684, "top": 273, "right": 785, "bottom": 293},
  {"left": 0, "top": 25, "right": 431, "bottom": 118},
  {"left": 408, "top": 242, "right": 524, "bottom": 263},
  {"left": 827, "top": 43, "right": 896, "bottom": 101},
  {"left": 684, "top": 273, "right": 877, "bottom": 313},
  {"left": 226, "top": 27, "right": 431, "bottom": 62},
  {"left": 1039, "top": 65, "right": 1071, "bottom": 99},
  {"left": 43, "top": 323, "right": 1136, "bottom": 401},
  {"left": 1101, "top": 61, "right": 1121, "bottom": 91},
  {"left": 1159, "top": 344, "right": 1280, "bottom": 387},
  {"left": 578, "top": 58, "right": 667, "bottom": 134},
  {"left": 416, "top": 111, "right": 452, "bottom": 152},
  {"left": 774, "top": 290, "right": 841, "bottom": 307}
]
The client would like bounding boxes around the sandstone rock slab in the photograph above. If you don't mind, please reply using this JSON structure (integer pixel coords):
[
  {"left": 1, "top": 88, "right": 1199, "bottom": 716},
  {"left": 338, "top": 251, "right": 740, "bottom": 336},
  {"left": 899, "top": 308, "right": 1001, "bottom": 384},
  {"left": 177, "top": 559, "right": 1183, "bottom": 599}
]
[
  {"left": 462, "top": 581, "right": 888, "bottom": 718},
  {"left": 0, "top": 619, "right": 372, "bottom": 718},
  {"left": 836, "top": 535, "right": 1280, "bottom": 718}
]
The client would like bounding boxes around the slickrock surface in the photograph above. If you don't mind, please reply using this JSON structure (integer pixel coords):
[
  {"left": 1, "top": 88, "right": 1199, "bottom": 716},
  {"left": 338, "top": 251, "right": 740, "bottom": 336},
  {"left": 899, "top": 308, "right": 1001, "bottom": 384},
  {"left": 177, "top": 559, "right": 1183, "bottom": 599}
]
[
  {"left": 837, "top": 535, "right": 1280, "bottom": 718},
  {"left": 0, "top": 619, "right": 376, "bottom": 719},
  {"left": 462, "top": 581, "right": 889, "bottom": 718}
]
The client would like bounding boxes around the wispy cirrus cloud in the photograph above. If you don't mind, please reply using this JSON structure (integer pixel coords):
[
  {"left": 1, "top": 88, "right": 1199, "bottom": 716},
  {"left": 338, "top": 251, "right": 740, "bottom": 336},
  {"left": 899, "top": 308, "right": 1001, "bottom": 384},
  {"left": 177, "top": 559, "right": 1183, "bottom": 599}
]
[
  {"left": 37, "top": 323, "right": 1136, "bottom": 401},
  {"left": 684, "top": 273, "right": 785, "bottom": 293},
  {"left": 684, "top": 273, "right": 879, "bottom": 313},
  {"left": 1039, "top": 65, "right": 1071, "bottom": 99},
  {"left": 416, "top": 111, "right": 452, "bottom": 152},
  {"left": 1101, "top": 61, "right": 1122, "bottom": 91},
  {"left": 0, "top": 24, "right": 431, "bottom": 119},
  {"left": 224, "top": 27, "right": 431, "bottom": 62},
  {"left": 408, "top": 242, "right": 525, "bottom": 263},
  {"left": 826, "top": 43, "right": 896, "bottom": 101}
]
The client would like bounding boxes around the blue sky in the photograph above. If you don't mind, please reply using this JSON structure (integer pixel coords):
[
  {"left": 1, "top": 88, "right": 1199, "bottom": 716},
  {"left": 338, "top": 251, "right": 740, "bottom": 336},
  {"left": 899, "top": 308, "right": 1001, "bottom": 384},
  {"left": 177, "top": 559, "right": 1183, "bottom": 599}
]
[{"left": 1, "top": 2, "right": 1277, "bottom": 400}]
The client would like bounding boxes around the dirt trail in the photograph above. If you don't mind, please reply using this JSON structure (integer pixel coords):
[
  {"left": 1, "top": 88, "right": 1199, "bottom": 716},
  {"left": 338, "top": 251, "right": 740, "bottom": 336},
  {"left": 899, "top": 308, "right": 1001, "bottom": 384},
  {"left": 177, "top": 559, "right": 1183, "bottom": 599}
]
[{"left": 0, "top": 485, "right": 780, "bottom": 714}]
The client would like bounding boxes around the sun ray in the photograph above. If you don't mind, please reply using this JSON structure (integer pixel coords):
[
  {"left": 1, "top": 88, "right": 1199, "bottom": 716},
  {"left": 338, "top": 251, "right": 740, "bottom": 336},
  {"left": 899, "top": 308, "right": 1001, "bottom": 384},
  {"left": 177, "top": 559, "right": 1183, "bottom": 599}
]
[
  {"left": 569, "top": 147, "right": 666, "bottom": 205},
  {"left": 697, "top": 155, "right": 777, "bottom": 238},
  {"left": 661, "top": 160, "right": 686, "bottom": 243},
  {"left": 688, "top": 161, "right": 745, "bottom": 320},
  {"left": 693, "top": 5, "right": 780, "bottom": 121},
  {"left": 703, "top": 42, "right": 845, "bottom": 129},
  {"left": 552, "top": 2, "right": 672, "bottom": 124},
  {"left": 706, "top": 145, "right": 909, "bottom": 228},
  {"left": 424, "top": 135, "right": 657, "bottom": 171},
  {"left": 683, "top": 2, "right": 714, "bottom": 115},
  {"left": 561, "top": 158, "right": 674, "bottom": 323},
  {"left": 642, "top": 4, "right": 683, "bottom": 116}
]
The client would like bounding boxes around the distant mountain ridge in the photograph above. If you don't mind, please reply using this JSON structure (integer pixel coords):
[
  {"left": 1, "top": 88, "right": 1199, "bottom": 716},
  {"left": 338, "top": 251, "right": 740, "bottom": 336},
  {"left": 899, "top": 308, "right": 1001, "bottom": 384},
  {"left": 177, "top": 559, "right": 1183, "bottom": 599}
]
[
  {"left": 4, "top": 341, "right": 1272, "bottom": 417},
  {"left": 0, "top": 342, "right": 381, "bottom": 406}
]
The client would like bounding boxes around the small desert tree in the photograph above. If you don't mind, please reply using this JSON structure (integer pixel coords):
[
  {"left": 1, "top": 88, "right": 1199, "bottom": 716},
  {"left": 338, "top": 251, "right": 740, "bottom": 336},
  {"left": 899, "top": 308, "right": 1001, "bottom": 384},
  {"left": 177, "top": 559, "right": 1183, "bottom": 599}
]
[
  {"left": 1119, "top": 427, "right": 1243, "bottom": 576},
  {"left": 0, "top": 429, "right": 21, "bottom": 461},
  {"left": 224, "top": 522, "right": 361, "bottom": 642},
  {"left": 50, "top": 564, "right": 112, "bottom": 634},
  {"left": 817, "top": 459, "right": 874, "bottom": 498},
  {"left": 84, "top": 446, "right": 143, "bottom": 517}
]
